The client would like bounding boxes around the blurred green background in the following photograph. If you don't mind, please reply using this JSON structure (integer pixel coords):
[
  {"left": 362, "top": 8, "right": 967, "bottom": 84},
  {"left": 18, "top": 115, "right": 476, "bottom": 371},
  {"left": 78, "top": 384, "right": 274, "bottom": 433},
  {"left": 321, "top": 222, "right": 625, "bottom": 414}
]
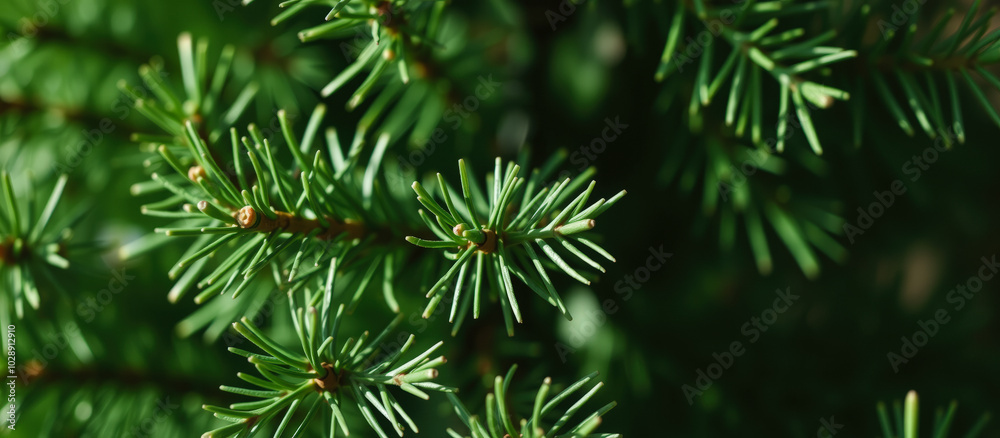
[{"left": 1, "top": 0, "right": 998, "bottom": 436}]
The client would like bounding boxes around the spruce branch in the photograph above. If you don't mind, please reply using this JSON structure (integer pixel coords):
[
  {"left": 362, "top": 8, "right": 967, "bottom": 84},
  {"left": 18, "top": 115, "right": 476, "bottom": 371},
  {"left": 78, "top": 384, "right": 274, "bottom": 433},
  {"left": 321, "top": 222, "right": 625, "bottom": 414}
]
[
  {"left": 662, "top": 131, "right": 845, "bottom": 279},
  {"left": 18, "top": 379, "right": 216, "bottom": 437},
  {"left": 0, "top": 172, "right": 75, "bottom": 318},
  {"left": 0, "top": 12, "right": 152, "bottom": 65},
  {"left": 202, "top": 301, "right": 454, "bottom": 438},
  {"left": 125, "top": 100, "right": 425, "bottom": 337},
  {"left": 656, "top": 0, "right": 856, "bottom": 154},
  {"left": 123, "top": 39, "right": 627, "bottom": 336},
  {"left": 118, "top": 36, "right": 450, "bottom": 335},
  {"left": 264, "top": 0, "right": 499, "bottom": 148},
  {"left": 844, "top": 1, "right": 1000, "bottom": 146},
  {"left": 874, "top": 390, "right": 991, "bottom": 438},
  {"left": 653, "top": 1, "right": 1000, "bottom": 152},
  {"left": 0, "top": 171, "right": 100, "bottom": 359},
  {"left": 270, "top": 0, "right": 444, "bottom": 101},
  {"left": 407, "top": 158, "right": 626, "bottom": 335},
  {"left": 120, "top": 33, "right": 259, "bottom": 145},
  {"left": 446, "top": 365, "right": 620, "bottom": 438}
]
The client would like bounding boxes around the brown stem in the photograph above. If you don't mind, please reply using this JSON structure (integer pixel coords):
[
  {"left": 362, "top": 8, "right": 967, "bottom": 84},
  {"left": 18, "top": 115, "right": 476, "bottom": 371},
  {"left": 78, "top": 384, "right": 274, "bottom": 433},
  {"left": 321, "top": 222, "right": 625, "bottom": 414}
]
[
  {"left": 313, "top": 362, "right": 345, "bottom": 393},
  {"left": 0, "top": 237, "right": 14, "bottom": 266},
  {"left": 20, "top": 360, "right": 221, "bottom": 398},
  {"left": 236, "top": 206, "right": 365, "bottom": 241},
  {"left": 0, "top": 95, "right": 143, "bottom": 138},
  {"left": 850, "top": 52, "right": 998, "bottom": 76}
]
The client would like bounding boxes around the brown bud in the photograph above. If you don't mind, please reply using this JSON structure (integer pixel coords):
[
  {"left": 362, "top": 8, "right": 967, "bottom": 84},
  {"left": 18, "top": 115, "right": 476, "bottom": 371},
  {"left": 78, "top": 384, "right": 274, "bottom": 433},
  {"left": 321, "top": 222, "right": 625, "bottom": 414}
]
[
  {"left": 188, "top": 165, "right": 207, "bottom": 182},
  {"left": 313, "top": 362, "right": 340, "bottom": 393},
  {"left": 476, "top": 229, "right": 497, "bottom": 254},
  {"left": 237, "top": 206, "right": 258, "bottom": 228}
]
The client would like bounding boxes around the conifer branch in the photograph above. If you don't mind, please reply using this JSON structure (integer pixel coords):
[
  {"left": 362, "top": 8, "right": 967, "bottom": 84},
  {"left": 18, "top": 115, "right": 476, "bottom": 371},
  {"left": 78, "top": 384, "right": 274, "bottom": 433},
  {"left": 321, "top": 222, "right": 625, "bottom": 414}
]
[
  {"left": 202, "top": 302, "right": 454, "bottom": 438},
  {"left": 842, "top": 1, "right": 1000, "bottom": 146},
  {"left": 121, "top": 32, "right": 625, "bottom": 335},
  {"left": 261, "top": 0, "right": 501, "bottom": 147},
  {"left": 407, "top": 158, "right": 626, "bottom": 335},
  {"left": 446, "top": 365, "right": 620, "bottom": 438},
  {"left": 876, "top": 391, "right": 991, "bottom": 438},
  {"left": 661, "top": 130, "right": 845, "bottom": 279},
  {"left": 0, "top": 173, "right": 77, "bottom": 319},
  {"left": 653, "top": 1, "right": 1000, "bottom": 152},
  {"left": 657, "top": 0, "right": 856, "bottom": 154}
]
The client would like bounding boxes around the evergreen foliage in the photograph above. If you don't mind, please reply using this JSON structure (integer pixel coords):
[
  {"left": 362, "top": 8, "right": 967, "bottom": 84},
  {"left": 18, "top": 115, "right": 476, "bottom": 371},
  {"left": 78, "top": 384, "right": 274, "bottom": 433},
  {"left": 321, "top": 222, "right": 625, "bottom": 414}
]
[{"left": 2, "top": 0, "right": 999, "bottom": 436}]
